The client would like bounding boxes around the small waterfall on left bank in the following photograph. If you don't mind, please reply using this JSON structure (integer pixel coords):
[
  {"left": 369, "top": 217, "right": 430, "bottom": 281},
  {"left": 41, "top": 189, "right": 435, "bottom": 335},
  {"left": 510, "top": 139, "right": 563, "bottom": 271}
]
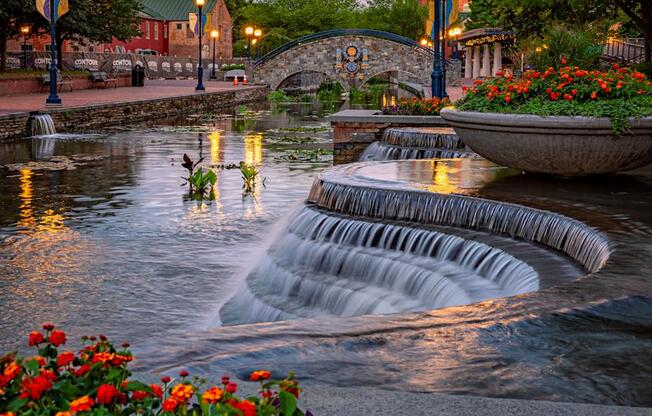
[{"left": 30, "top": 114, "right": 56, "bottom": 136}]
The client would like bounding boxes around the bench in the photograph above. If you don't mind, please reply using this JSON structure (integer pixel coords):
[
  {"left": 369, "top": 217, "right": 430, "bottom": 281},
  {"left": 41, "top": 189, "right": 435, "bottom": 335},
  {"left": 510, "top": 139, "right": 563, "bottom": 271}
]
[
  {"left": 91, "top": 71, "right": 118, "bottom": 88},
  {"left": 224, "top": 69, "right": 246, "bottom": 82},
  {"left": 40, "top": 72, "right": 73, "bottom": 93}
]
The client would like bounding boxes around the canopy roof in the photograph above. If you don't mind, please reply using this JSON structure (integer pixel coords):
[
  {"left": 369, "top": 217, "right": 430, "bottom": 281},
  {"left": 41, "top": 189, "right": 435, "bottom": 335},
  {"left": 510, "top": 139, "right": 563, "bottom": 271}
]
[{"left": 458, "top": 28, "right": 516, "bottom": 47}]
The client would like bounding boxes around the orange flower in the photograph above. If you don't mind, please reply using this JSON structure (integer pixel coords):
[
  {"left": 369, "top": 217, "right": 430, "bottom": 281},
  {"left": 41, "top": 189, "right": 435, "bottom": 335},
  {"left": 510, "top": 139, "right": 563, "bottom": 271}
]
[
  {"left": 0, "top": 412, "right": 16, "bottom": 416},
  {"left": 249, "top": 370, "right": 271, "bottom": 381},
  {"left": 3, "top": 362, "right": 21, "bottom": 380},
  {"left": 202, "top": 386, "right": 224, "bottom": 404},
  {"left": 48, "top": 330, "right": 66, "bottom": 347},
  {"left": 231, "top": 400, "right": 257, "bottom": 416},
  {"left": 150, "top": 384, "right": 163, "bottom": 399},
  {"left": 171, "top": 384, "right": 194, "bottom": 402},
  {"left": 69, "top": 396, "right": 94, "bottom": 412},
  {"left": 55, "top": 412, "right": 72, "bottom": 416},
  {"left": 91, "top": 352, "right": 115, "bottom": 364},
  {"left": 591, "top": 91, "right": 598, "bottom": 100}
]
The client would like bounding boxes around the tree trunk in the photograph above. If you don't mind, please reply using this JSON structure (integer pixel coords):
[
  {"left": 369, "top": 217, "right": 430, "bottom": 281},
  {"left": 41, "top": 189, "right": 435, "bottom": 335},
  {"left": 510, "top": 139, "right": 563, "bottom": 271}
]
[{"left": 0, "top": 25, "right": 7, "bottom": 73}]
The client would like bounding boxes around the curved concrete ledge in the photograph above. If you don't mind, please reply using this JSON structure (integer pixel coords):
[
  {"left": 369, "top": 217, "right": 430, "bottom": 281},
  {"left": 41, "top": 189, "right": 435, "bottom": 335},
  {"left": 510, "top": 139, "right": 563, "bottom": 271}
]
[
  {"left": 308, "top": 161, "right": 611, "bottom": 273},
  {"left": 440, "top": 109, "right": 652, "bottom": 175}
]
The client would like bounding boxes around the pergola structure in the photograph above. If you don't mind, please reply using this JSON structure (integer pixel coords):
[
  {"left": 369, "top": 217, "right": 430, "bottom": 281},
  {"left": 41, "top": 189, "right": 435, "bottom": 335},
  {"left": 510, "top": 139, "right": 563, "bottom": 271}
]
[{"left": 460, "top": 28, "right": 515, "bottom": 79}]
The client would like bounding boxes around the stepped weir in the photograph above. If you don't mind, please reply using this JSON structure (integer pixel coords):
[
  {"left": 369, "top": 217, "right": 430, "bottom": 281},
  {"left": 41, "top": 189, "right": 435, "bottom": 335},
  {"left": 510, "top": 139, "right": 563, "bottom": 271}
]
[
  {"left": 221, "top": 158, "right": 610, "bottom": 326},
  {"left": 359, "top": 127, "right": 474, "bottom": 161}
]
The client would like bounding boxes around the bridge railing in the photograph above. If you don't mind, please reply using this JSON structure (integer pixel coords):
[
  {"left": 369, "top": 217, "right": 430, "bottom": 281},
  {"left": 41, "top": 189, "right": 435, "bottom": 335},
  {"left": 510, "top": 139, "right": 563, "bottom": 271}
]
[
  {"left": 254, "top": 29, "right": 433, "bottom": 66},
  {"left": 602, "top": 38, "right": 646, "bottom": 65}
]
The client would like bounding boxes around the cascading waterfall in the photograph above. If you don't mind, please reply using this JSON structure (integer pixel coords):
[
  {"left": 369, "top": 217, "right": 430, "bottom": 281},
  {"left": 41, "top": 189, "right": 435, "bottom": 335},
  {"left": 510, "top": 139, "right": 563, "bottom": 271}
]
[
  {"left": 308, "top": 175, "right": 611, "bottom": 273},
  {"left": 220, "top": 205, "right": 539, "bottom": 325},
  {"left": 30, "top": 114, "right": 56, "bottom": 136},
  {"left": 359, "top": 127, "right": 472, "bottom": 161}
]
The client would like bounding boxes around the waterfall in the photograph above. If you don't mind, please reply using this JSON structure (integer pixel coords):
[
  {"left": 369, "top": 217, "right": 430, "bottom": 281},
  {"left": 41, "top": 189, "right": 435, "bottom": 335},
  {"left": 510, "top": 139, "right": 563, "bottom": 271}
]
[
  {"left": 30, "top": 114, "right": 56, "bottom": 136},
  {"left": 220, "top": 205, "right": 539, "bottom": 325},
  {"left": 360, "top": 127, "right": 472, "bottom": 161},
  {"left": 308, "top": 175, "right": 611, "bottom": 273}
]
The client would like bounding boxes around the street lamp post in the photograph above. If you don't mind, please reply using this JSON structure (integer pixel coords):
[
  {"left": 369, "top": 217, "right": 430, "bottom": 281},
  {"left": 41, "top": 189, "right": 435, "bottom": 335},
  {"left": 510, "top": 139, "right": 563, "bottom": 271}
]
[
  {"left": 46, "top": 0, "right": 61, "bottom": 106},
  {"left": 20, "top": 25, "right": 30, "bottom": 70},
  {"left": 430, "top": 0, "right": 444, "bottom": 98},
  {"left": 245, "top": 26, "right": 254, "bottom": 58},
  {"left": 210, "top": 29, "right": 218, "bottom": 80},
  {"left": 195, "top": 0, "right": 205, "bottom": 91},
  {"left": 245, "top": 26, "right": 262, "bottom": 59}
]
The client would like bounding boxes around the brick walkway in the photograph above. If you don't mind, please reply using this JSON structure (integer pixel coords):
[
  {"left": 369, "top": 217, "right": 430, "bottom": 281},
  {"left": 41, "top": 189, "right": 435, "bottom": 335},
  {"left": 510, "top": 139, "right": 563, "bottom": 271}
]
[{"left": 0, "top": 79, "right": 257, "bottom": 116}]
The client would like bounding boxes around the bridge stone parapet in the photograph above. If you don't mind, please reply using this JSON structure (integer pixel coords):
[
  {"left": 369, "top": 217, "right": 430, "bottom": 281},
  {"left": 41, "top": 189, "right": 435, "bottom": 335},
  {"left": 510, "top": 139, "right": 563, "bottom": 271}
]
[{"left": 254, "top": 30, "right": 458, "bottom": 93}]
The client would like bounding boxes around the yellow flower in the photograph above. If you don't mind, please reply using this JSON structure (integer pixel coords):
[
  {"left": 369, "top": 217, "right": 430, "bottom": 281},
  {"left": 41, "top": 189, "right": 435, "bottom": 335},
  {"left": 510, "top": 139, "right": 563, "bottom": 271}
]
[
  {"left": 171, "top": 384, "right": 195, "bottom": 402},
  {"left": 202, "top": 386, "right": 223, "bottom": 404}
]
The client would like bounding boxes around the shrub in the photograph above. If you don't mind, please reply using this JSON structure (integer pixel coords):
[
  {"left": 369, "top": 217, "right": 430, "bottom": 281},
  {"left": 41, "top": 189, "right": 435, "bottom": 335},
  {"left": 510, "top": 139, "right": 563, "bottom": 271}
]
[
  {"left": 527, "top": 26, "right": 603, "bottom": 70},
  {"left": 0, "top": 324, "right": 309, "bottom": 415},
  {"left": 268, "top": 90, "right": 292, "bottom": 103},
  {"left": 457, "top": 64, "right": 652, "bottom": 134},
  {"left": 383, "top": 97, "right": 451, "bottom": 116}
]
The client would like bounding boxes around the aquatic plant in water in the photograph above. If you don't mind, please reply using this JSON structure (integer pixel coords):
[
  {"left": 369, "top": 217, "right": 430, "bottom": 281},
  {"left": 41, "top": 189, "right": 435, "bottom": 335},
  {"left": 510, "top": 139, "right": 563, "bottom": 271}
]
[
  {"left": 0, "top": 324, "right": 308, "bottom": 415},
  {"left": 240, "top": 162, "right": 262, "bottom": 193},
  {"left": 181, "top": 153, "right": 217, "bottom": 200}
]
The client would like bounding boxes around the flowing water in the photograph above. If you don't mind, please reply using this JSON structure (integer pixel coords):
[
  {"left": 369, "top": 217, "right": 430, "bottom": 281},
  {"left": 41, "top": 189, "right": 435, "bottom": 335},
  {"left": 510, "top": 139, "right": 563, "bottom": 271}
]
[
  {"left": 30, "top": 114, "right": 56, "bottom": 136},
  {"left": 2, "top": 106, "right": 652, "bottom": 407},
  {"left": 359, "top": 127, "right": 474, "bottom": 161}
]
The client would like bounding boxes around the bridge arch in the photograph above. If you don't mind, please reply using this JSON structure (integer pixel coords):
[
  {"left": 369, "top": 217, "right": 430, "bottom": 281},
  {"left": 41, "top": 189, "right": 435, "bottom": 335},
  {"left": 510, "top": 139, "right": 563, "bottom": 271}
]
[{"left": 253, "top": 29, "right": 434, "bottom": 92}]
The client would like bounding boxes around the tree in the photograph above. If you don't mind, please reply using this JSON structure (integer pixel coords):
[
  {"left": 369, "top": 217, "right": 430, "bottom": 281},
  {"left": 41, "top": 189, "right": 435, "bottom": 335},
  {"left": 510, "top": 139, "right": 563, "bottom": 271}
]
[
  {"left": 54, "top": 0, "right": 142, "bottom": 68},
  {"left": 362, "top": 0, "right": 429, "bottom": 40},
  {"left": 468, "top": 0, "right": 651, "bottom": 62},
  {"left": 0, "top": 0, "right": 44, "bottom": 71}
]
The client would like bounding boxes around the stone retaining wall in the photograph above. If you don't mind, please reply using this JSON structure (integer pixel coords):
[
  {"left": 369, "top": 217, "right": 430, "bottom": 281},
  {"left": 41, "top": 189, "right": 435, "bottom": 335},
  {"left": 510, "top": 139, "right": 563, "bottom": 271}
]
[
  {"left": 0, "top": 86, "right": 268, "bottom": 141},
  {"left": 330, "top": 110, "right": 449, "bottom": 164}
]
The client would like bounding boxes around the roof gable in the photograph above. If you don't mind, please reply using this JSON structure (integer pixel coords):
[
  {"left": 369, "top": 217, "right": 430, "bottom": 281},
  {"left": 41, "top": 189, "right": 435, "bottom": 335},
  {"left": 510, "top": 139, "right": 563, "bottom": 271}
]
[{"left": 140, "top": 0, "right": 219, "bottom": 21}]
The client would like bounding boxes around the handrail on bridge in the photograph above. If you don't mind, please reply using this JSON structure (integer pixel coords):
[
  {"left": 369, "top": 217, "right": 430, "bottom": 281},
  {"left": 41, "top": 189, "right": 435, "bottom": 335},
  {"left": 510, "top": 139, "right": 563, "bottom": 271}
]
[{"left": 254, "top": 29, "right": 433, "bottom": 66}]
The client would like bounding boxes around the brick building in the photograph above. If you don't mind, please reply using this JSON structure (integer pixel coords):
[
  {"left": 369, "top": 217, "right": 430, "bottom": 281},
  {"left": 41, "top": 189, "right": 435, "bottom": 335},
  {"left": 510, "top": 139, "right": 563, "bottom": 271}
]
[{"left": 8, "top": 0, "right": 233, "bottom": 60}]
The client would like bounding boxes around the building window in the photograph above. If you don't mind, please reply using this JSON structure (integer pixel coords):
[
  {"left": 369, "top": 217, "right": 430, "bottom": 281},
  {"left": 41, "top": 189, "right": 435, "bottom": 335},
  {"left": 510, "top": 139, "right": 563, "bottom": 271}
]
[
  {"left": 145, "top": 21, "right": 150, "bottom": 39},
  {"left": 154, "top": 23, "right": 159, "bottom": 40},
  {"left": 176, "top": 23, "right": 182, "bottom": 30},
  {"left": 164, "top": 24, "right": 168, "bottom": 39}
]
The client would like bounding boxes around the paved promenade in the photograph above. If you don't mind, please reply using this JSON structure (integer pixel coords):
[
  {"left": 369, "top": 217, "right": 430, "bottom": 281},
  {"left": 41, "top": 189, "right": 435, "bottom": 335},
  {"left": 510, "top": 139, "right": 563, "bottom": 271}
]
[{"left": 0, "top": 80, "right": 256, "bottom": 116}]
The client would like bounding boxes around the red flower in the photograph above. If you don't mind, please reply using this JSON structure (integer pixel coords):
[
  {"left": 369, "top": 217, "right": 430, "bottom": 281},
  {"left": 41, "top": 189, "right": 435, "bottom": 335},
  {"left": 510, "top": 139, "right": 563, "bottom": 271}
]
[
  {"left": 232, "top": 400, "right": 257, "bottom": 416},
  {"left": 48, "top": 330, "right": 66, "bottom": 347},
  {"left": 96, "top": 384, "right": 121, "bottom": 406},
  {"left": 150, "top": 384, "right": 163, "bottom": 399},
  {"left": 221, "top": 376, "right": 230, "bottom": 386},
  {"left": 28, "top": 332, "right": 44, "bottom": 346},
  {"left": 39, "top": 369, "right": 58, "bottom": 382},
  {"left": 57, "top": 351, "right": 75, "bottom": 368},
  {"left": 42, "top": 323, "right": 55, "bottom": 331},
  {"left": 162, "top": 398, "right": 178, "bottom": 412},
  {"left": 226, "top": 383, "right": 237, "bottom": 394},
  {"left": 131, "top": 390, "right": 149, "bottom": 401},
  {"left": 20, "top": 375, "right": 52, "bottom": 400},
  {"left": 74, "top": 364, "right": 91, "bottom": 377},
  {"left": 99, "top": 334, "right": 108, "bottom": 341},
  {"left": 179, "top": 370, "right": 189, "bottom": 378},
  {"left": 160, "top": 376, "right": 171, "bottom": 384}
]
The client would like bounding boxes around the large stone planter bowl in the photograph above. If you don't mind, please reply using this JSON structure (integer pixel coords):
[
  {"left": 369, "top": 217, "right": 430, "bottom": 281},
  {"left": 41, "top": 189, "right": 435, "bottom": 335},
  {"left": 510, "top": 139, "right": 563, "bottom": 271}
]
[{"left": 440, "top": 109, "right": 652, "bottom": 175}]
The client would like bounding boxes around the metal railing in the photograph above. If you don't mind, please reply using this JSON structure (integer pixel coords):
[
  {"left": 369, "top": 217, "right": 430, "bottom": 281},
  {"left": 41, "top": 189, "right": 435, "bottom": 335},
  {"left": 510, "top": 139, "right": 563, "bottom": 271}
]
[{"left": 603, "top": 38, "right": 646, "bottom": 65}]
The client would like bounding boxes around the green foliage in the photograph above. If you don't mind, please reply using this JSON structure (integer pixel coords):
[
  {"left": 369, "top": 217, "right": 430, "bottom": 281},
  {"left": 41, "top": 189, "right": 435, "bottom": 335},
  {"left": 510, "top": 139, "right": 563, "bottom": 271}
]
[
  {"left": 528, "top": 26, "right": 604, "bottom": 70},
  {"left": 221, "top": 63, "right": 246, "bottom": 71},
  {"left": 268, "top": 90, "right": 292, "bottom": 103},
  {"left": 317, "top": 82, "right": 345, "bottom": 101},
  {"left": 181, "top": 153, "right": 217, "bottom": 200},
  {"left": 240, "top": 162, "right": 262, "bottom": 193},
  {"left": 358, "top": 0, "right": 429, "bottom": 40},
  {"left": 457, "top": 66, "right": 652, "bottom": 134}
]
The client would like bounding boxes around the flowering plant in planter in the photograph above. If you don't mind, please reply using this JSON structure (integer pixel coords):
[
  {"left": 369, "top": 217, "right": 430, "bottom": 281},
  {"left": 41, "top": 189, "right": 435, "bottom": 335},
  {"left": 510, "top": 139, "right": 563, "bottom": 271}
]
[
  {"left": 0, "top": 324, "right": 309, "bottom": 416},
  {"left": 457, "top": 63, "right": 652, "bottom": 134},
  {"left": 383, "top": 97, "right": 451, "bottom": 116}
]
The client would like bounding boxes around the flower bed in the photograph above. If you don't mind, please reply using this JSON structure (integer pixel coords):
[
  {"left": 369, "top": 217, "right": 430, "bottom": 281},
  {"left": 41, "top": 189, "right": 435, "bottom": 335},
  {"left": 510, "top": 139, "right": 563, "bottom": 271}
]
[
  {"left": 382, "top": 97, "right": 451, "bottom": 116},
  {"left": 0, "top": 325, "right": 309, "bottom": 416},
  {"left": 457, "top": 64, "right": 652, "bottom": 134}
]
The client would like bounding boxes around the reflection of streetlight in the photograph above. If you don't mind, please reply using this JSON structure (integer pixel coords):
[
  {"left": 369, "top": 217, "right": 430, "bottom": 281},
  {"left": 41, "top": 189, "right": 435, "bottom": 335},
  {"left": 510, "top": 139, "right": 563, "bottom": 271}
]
[
  {"left": 210, "top": 29, "right": 219, "bottom": 80},
  {"left": 195, "top": 0, "right": 206, "bottom": 91},
  {"left": 20, "top": 25, "right": 30, "bottom": 70}
]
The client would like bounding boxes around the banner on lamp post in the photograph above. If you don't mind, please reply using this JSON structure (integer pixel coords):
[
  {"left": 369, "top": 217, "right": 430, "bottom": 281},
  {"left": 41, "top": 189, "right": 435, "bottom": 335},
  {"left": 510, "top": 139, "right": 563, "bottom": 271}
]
[
  {"left": 36, "top": 0, "right": 69, "bottom": 22},
  {"left": 189, "top": 13, "right": 212, "bottom": 36}
]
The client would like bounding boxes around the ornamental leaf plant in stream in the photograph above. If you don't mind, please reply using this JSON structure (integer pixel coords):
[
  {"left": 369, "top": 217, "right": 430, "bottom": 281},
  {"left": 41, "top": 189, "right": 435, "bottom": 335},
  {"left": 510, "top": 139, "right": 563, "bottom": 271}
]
[
  {"left": 0, "top": 324, "right": 309, "bottom": 415},
  {"left": 457, "top": 63, "right": 652, "bottom": 135}
]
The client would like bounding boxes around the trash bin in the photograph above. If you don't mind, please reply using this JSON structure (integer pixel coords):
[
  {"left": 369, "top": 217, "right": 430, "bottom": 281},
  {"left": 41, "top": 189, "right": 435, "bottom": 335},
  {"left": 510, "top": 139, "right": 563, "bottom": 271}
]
[{"left": 132, "top": 64, "right": 145, "bottom": 87}]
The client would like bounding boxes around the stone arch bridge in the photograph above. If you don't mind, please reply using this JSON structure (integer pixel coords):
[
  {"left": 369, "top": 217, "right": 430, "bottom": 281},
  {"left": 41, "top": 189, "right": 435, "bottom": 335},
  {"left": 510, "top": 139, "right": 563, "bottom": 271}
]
[{"left": 253, "top": 29, "right": 436, "bottom": 92}]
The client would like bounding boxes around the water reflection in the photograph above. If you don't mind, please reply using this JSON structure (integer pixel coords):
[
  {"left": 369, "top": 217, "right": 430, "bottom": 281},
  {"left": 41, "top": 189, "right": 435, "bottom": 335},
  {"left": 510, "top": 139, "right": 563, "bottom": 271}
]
[{"left": 244, "top": 133, "right": 263, "bottom": 165}]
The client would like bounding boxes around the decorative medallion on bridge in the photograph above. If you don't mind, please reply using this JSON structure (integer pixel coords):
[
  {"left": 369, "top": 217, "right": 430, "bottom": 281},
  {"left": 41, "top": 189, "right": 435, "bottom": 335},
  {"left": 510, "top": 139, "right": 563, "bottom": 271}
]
[{"left": 335, "top": 44, "right": 368, "bottom": 76}]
